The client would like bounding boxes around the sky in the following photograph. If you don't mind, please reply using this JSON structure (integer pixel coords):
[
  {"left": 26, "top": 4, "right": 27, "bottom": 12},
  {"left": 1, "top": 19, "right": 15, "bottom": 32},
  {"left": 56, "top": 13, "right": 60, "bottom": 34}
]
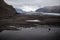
[{"left": 4, "top": 0, "right": 60, "bottom": 12}]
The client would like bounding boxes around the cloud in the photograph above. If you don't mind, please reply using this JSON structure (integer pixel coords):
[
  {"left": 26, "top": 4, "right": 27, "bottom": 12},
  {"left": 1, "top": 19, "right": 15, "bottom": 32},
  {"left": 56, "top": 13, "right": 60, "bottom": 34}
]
[
  {"left": 4, "top": 0, "right": 60, "bottom": 11},
  {"left": 5, "top": 0, "right": 60, "bottom": 6}
]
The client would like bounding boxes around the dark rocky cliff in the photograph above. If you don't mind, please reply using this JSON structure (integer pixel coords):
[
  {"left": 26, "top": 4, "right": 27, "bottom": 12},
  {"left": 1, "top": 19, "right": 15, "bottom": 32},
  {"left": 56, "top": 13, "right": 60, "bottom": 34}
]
[{"left": 0, "top": 0, "right": 16, "bottom": 19}]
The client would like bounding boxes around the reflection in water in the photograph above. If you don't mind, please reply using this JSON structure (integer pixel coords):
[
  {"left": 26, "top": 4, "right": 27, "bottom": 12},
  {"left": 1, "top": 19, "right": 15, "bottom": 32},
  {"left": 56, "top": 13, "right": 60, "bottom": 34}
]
[{"left": 0, "top": 26, "right": 60, "bottom": 40}]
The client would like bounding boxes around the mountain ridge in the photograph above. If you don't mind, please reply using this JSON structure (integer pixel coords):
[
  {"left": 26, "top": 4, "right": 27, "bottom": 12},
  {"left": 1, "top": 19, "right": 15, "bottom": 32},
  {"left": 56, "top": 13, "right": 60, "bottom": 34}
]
[
  {"left": 36, "top": 6, "right": 60, "bottom": 13},
  {"left": 0, "top": 0, "right": 16, "bottom": 19}
]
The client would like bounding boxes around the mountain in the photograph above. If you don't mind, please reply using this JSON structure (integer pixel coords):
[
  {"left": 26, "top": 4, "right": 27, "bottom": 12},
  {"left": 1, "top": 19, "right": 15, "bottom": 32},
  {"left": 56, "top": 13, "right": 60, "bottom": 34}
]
[
  {"left": 36, "top": 6, "right": 60, "bottom": 13},
  {"left": 0, "top": 0, "right": 18, "bottom": 32},
  {"left": 0, "top": 0, "right": 16, "bottom": 19},
  {"left": 15, "top": 8, "right": 26, "bottom": 13},
  {"left": 36, "top": 8, "right": 48, "bottom": 12}
]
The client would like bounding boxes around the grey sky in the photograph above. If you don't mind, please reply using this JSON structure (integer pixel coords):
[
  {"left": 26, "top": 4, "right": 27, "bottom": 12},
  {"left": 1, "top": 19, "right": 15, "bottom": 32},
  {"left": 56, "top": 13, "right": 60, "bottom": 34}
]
[{"left": 4, "top": 0, "right": 60, "bottom": 11}]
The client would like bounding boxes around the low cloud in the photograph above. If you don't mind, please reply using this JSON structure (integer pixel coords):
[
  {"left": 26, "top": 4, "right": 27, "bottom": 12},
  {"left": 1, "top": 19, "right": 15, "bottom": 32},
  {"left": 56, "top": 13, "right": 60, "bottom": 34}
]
[{"left": 4, "top": 0, "right": 60, "bottom": 11}]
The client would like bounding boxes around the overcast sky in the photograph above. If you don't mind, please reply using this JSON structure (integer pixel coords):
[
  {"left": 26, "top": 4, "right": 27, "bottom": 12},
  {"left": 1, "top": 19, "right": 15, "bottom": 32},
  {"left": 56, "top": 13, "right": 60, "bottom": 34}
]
[{"left": 4, "top": 0, "right": 60, "bottom": 11}]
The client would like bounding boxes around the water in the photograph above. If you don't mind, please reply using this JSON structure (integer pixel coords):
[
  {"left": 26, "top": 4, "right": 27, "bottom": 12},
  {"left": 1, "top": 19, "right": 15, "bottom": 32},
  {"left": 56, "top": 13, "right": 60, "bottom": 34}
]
[{"left": 0, "top": 26, "right": 60, "bottom": 40}]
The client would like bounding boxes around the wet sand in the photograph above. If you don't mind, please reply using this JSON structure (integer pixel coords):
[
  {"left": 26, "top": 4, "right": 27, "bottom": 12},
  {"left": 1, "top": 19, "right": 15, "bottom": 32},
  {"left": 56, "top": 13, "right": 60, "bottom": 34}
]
[{"left": 0, "top": 27, "right": 60, "bottom": 40}]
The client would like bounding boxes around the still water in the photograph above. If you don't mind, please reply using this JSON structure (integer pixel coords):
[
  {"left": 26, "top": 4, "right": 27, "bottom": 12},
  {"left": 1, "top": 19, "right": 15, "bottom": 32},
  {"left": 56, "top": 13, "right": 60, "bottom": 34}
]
[{"left": 0, "top": 26, "right": 60, "bottom": 40}]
